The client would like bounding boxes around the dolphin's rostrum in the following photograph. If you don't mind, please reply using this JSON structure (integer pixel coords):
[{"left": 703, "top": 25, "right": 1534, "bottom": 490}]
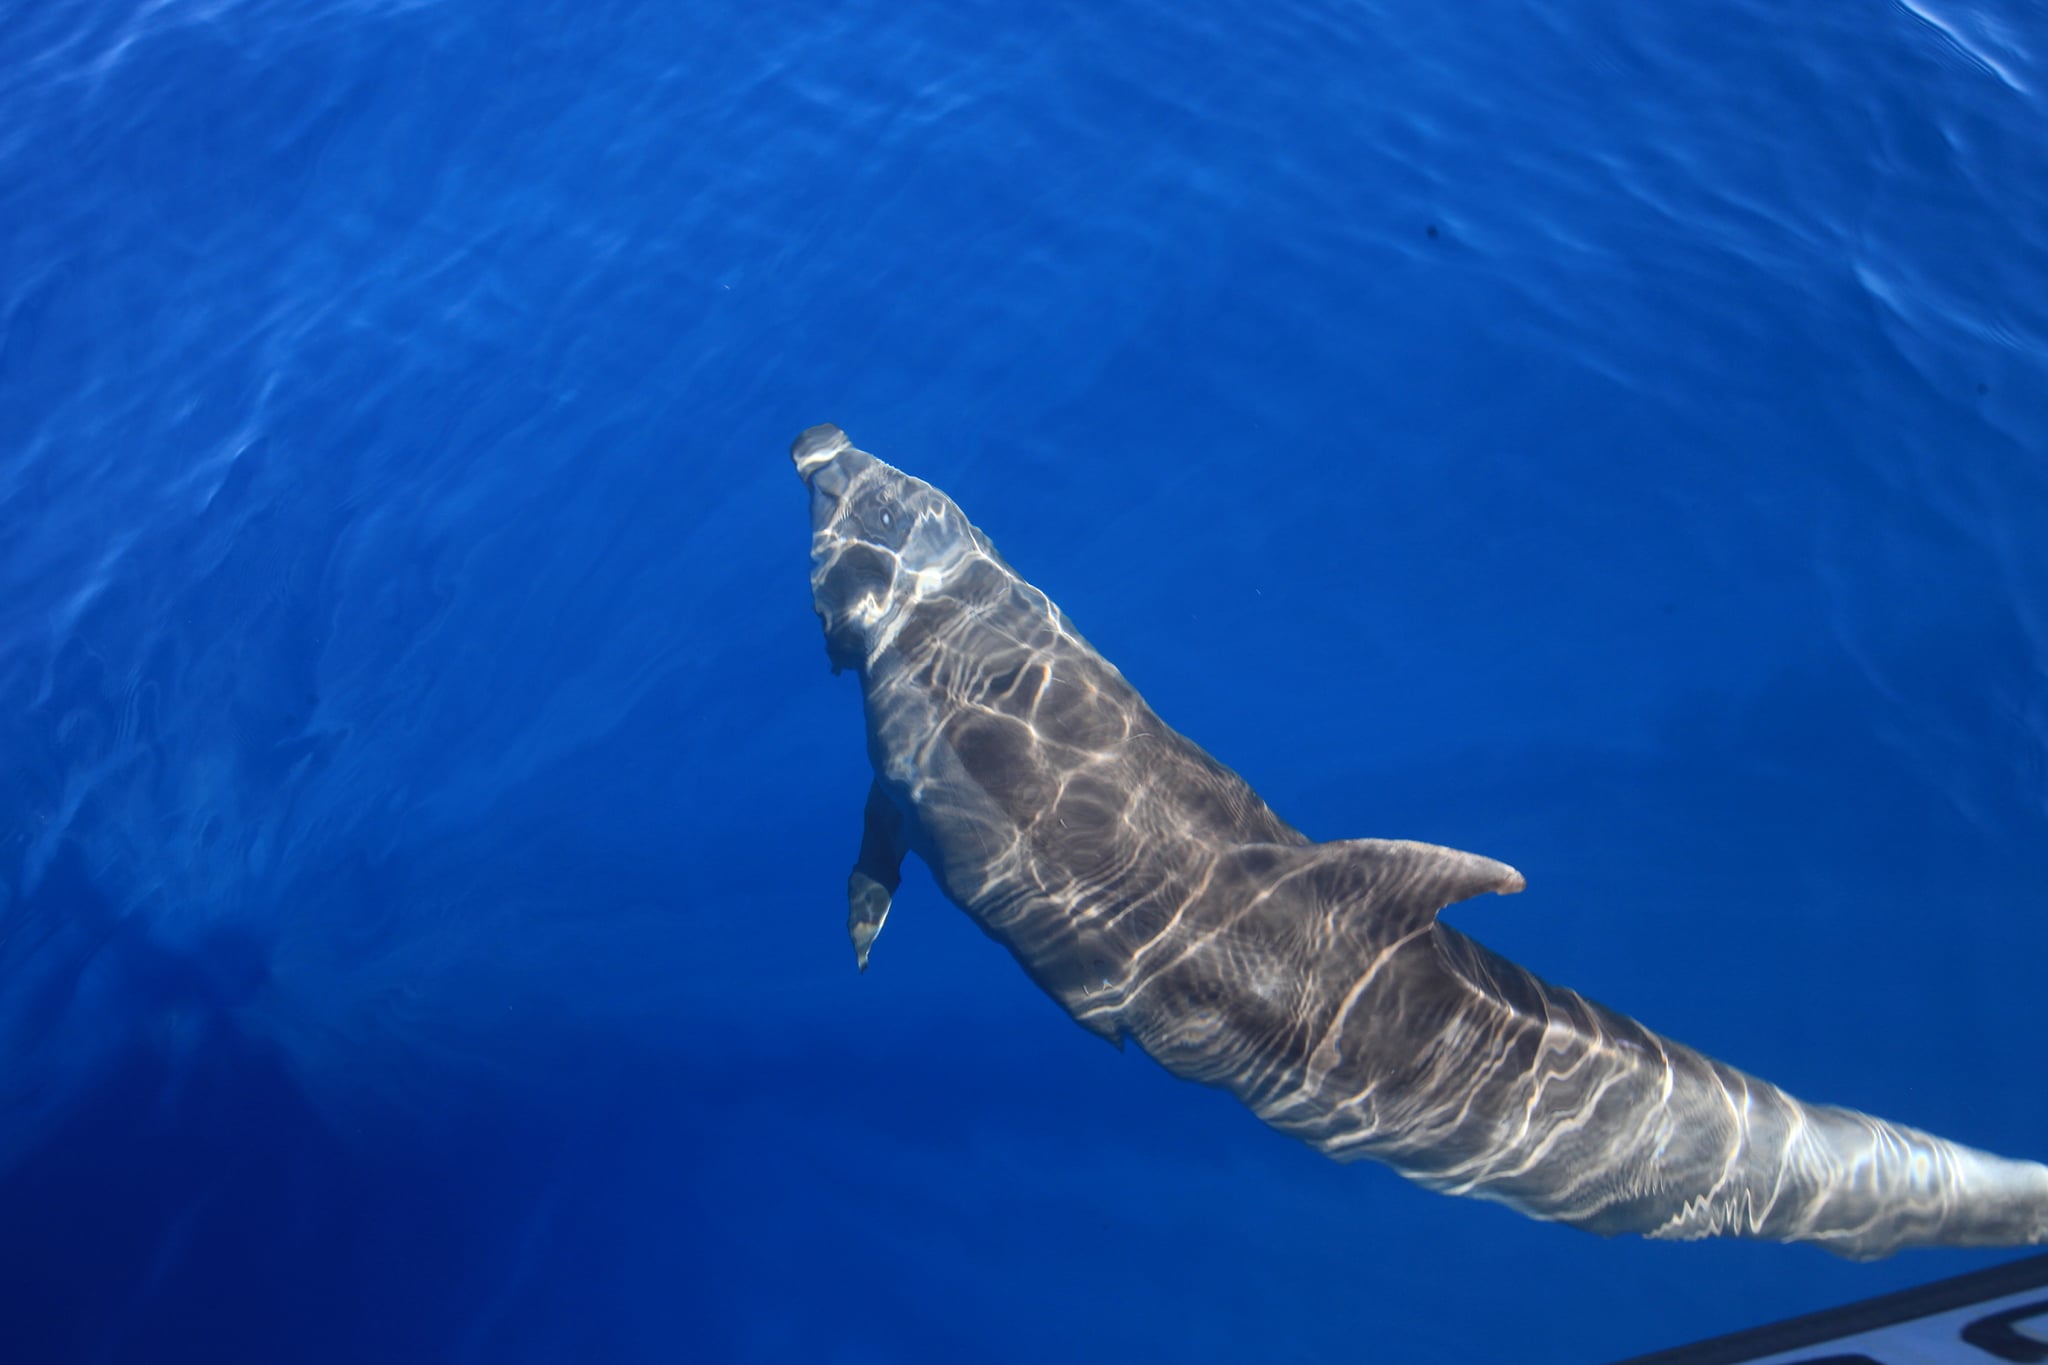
[{"left": 793, "top": 423, "right": 2047, "bottom": 1259}]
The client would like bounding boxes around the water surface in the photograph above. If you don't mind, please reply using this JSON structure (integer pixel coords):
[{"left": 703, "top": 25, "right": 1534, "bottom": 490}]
[{"left": 3, "top": 0, "right": 2045, "bottom": 1360}]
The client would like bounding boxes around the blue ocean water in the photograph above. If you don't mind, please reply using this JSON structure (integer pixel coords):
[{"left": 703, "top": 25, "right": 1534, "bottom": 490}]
[{"left": 3, "top": 0, "right": 2045, "bottom": 1359}]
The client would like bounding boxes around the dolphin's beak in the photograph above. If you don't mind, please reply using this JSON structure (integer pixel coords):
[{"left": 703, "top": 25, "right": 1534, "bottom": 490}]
[{"left": 791, "top": 424, "right": 854, "bottom": 495}]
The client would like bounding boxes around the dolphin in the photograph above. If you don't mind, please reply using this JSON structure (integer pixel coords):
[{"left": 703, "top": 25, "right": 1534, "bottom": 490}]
[{"left": 791, "top": 422, "right": 2048, "bottom": 1259}]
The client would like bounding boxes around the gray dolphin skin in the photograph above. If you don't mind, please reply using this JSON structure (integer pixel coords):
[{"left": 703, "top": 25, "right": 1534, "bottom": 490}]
[{"left": 792, "top": 423, "right": 2048, "bottom": 1259}]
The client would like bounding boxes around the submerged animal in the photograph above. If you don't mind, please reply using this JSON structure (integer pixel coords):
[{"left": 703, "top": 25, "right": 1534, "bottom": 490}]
[{"left": 791, "top": 423, "right": 2047, "bottom": 1259}]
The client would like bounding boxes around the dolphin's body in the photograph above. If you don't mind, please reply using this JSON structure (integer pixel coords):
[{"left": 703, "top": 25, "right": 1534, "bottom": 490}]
[{"left": 792, "top": 423, "right": 2047, "bottom": 1258}]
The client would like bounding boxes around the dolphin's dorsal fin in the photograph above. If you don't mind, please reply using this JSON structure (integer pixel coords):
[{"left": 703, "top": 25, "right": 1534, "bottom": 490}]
[{"left": 1292, "top": 838, "right": 1525, "bottom": 939}]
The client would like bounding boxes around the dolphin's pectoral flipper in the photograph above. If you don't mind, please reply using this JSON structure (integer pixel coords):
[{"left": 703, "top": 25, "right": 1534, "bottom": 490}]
[
  {"left": 1289, "top": 838, "right": 1526, "bottom": 937},
  {"left": 846, "top": 875, "right": 891, "bottom": 972},
  {"left": 847, "top": 780, "right": 908, "bottom": 972}
]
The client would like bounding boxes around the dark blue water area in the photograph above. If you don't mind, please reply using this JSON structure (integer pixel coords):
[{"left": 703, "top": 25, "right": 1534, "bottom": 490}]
[{"left": 3, "top": 0, "right": 2046, "bottom": 1359}]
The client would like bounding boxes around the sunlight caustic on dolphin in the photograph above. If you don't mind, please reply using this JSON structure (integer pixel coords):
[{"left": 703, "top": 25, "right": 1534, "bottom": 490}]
[{"left": 791, "top": 423, "right": 2048, "bottom": 1259}]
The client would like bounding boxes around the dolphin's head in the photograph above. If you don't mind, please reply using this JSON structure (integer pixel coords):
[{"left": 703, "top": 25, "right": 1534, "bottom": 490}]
[{"left": 792, "top": 424, "right": 972, "bottom": 674}]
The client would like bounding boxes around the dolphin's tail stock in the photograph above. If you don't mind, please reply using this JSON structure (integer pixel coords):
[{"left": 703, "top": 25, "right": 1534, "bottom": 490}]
[
  {"left": 1559, "top": 1079, "right": 2048, "bottom": 1258},
  {"left": 1386, "top": 940, "right": 2048, "bottom": 1258},
  {"left": 1776, "top": 1104, "right": 2048, "bottom": 1257}
]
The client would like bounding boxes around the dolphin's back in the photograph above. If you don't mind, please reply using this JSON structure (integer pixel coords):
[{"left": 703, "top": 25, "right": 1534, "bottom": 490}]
[
  {"left": 862, "top": 529, "right": 1304, "bottom": 859},
  {"left": 856, "top": 536, "right": 1310, "bottom": 1021}
]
